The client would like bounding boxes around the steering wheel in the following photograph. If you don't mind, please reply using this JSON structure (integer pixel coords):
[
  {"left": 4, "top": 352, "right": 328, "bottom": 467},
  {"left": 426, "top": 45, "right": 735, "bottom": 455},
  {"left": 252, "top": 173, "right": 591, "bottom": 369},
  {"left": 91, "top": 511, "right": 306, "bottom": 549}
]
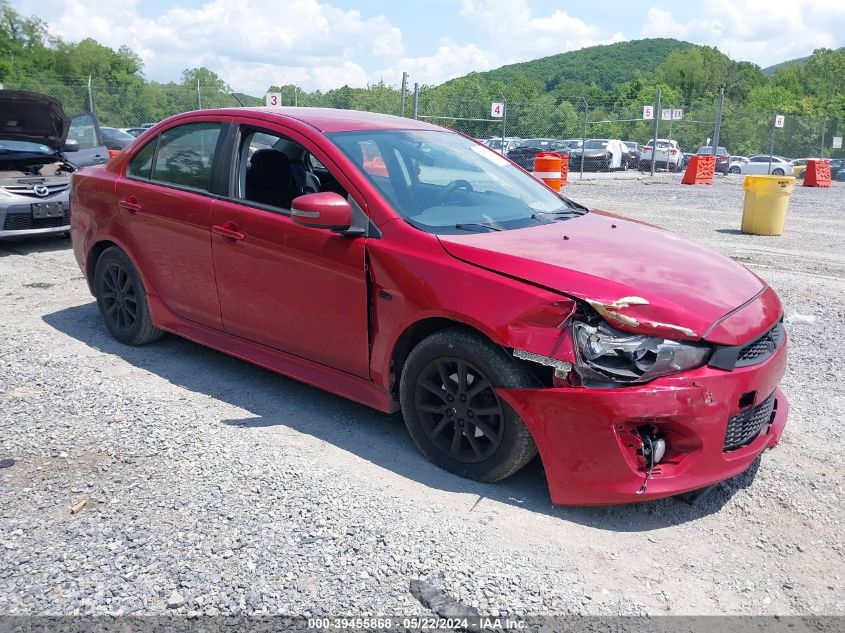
[{"left": 436, "top": 179, "right": 474, "bottom": 205}]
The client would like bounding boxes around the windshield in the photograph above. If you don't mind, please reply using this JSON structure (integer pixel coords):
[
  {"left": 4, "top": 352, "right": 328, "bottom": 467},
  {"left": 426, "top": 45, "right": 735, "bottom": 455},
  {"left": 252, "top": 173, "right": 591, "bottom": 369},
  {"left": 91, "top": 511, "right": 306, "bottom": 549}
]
[
  {"left": 328, "top": 129, "right": 585, "bottom": 234},
  {"left": 0, "top": 140, "right": 53, "bottom": 155},
  {"left": 584, "top": 140, "right": 608, "bottom": 149},
  {"left": 103, "top": 128, "right": 135, "bottom": 141},
  {"left": 698, "top": 147, "right": 728, "bottom": 155}
]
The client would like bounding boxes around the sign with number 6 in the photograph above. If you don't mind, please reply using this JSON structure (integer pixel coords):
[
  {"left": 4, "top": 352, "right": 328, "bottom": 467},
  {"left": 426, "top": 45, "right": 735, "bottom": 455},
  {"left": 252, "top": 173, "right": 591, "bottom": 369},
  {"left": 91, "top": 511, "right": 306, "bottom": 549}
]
[
  {"left": 774, "top": 114, "right": 785, "bottom": 128},
  {"left": 265, "top": 92, "right": 282, "bottom": 107}
]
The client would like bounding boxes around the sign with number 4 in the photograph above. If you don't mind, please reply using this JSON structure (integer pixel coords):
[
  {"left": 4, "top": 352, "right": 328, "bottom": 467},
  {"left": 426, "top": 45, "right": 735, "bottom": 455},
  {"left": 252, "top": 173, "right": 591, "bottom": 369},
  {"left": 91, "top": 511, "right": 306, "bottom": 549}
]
[
  {"left": 265, "top": 92, "right": 282, "bottom": 107},
  {"left": 491, "top": 102, "right": 504, "bottom": 118}
]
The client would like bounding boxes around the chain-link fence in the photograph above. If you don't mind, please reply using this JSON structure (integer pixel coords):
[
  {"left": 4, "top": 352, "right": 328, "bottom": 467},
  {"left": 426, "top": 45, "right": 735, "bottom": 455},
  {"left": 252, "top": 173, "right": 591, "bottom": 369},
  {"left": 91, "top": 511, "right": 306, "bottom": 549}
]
[{"left": 5, "top": 77, "right": 843, "bottom": 168}]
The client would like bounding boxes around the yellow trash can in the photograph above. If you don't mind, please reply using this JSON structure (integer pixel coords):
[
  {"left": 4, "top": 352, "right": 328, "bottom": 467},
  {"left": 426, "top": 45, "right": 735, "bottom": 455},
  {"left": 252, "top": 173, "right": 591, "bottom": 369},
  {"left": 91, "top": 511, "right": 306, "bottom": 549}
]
[{"left": 741, "top": 175, "right": 795, "bottom": 236}]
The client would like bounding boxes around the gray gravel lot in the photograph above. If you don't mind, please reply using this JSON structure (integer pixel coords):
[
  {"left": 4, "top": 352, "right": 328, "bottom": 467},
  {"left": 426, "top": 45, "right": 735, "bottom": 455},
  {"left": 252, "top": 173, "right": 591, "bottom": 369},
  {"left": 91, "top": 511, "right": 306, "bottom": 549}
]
[{"left": 1, "top": 173, "right": 843, "bottom": 617}]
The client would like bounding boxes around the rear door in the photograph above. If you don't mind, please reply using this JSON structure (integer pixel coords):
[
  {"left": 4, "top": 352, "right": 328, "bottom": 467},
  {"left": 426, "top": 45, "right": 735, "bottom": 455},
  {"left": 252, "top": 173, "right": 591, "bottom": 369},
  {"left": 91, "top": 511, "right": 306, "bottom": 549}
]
[
  {"left": 67, "top": 113, "right": 109, "bottom": 167},
  {"left": 114, "top": 117, "right": 229, "bottom": 329}
]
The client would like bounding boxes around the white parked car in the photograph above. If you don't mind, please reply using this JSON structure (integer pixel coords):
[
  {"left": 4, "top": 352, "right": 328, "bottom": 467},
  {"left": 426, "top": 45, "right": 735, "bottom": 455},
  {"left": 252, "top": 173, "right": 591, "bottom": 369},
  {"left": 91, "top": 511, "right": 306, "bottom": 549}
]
[
  {"left": 482, "top": 137, "right": 522, "bottom": 155},
  {"left": 731, "top": 155, "right": 795, "bottom": 176},
  {"left": 639, "top": 139, "right": 683, "bottom": 171},
  {"left": 728, "top": 156, "right": 749, "bottom": 173}
]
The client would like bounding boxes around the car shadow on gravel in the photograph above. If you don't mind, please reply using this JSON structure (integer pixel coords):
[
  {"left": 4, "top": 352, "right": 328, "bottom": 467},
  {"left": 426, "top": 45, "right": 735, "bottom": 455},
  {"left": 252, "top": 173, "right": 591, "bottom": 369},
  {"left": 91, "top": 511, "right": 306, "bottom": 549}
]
[
  {"left": 0, "top": 235, "right": 71, "bottom": 257},
  {"left": 44, "top": 302, "right": 759, "bottom": 531}
]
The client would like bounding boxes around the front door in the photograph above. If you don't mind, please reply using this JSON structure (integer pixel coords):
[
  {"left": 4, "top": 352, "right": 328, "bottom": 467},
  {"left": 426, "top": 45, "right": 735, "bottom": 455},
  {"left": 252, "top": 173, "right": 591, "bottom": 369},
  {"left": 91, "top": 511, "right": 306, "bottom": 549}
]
[{"left": 209, "top": 124, "right": 370, "bottom": 378}]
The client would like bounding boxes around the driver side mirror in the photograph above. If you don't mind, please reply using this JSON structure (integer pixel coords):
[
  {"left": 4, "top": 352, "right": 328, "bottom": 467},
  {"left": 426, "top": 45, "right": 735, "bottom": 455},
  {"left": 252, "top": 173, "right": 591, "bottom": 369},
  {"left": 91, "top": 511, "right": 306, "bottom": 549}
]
[
  {"left": 291, "top": 192, "right": 352, "bottom": 232},
  {"left": 63, "top": 139, "right": 80, "bottom": 153}
]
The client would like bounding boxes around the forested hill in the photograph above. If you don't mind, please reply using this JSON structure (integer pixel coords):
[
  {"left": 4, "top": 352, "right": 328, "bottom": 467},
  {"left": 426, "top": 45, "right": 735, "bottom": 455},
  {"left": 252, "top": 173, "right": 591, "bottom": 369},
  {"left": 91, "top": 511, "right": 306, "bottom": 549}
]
[{"left": 450, "top": 38, "right": 694, "bottom": 91}]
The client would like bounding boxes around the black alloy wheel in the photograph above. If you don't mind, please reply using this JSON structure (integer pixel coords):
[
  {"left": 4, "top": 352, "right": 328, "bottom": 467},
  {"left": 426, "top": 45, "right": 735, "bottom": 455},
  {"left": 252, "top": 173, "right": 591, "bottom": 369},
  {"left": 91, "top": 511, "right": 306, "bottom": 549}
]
[
  {"left": 414, "top": 357, "right": 505, "bottom": 463},
  {"left": 100, "top": 262, "right": 138, "bottom": 333}
]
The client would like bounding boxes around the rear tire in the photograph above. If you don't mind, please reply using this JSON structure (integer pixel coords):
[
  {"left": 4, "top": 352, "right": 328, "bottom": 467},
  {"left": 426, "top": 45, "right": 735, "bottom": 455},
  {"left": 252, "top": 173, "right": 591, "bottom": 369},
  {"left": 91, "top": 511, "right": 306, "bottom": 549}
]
[
  {"left": 729, "top": 166, "right": 741, "bottom": 174},
  {"left": 772, "top": 168, "right": 785, "bottom": 176},
  {"left": 399, "top": 328, "right": 538, "bottom": 482},
  {"left": 94, "top": 247, "right": 163, "bottom": 346}
]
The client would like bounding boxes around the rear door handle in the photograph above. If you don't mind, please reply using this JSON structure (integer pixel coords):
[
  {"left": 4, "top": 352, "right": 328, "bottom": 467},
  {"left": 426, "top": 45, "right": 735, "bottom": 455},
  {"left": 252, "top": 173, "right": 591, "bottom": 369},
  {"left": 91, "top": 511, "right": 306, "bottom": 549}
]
[
  {"left": 118, "top": 197, "right": 141, "bottom": 213},
  {"left": 212, "top": 222, "right": 245, "bottom": 241}
]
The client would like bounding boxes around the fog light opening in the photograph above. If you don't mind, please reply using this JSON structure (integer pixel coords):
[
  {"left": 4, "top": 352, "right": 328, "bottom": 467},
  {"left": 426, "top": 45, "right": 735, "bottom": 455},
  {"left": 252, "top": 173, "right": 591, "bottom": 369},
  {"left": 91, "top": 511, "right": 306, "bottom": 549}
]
[{"left": 636, "top": 429, "right": 667, "bottom": 495}]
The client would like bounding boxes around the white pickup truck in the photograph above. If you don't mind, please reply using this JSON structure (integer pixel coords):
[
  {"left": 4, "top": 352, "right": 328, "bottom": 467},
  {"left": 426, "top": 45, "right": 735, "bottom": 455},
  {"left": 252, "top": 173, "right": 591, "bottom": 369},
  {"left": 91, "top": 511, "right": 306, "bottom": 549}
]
[{"left": 639, "top": 138, "right": 683, "bottom": 172}]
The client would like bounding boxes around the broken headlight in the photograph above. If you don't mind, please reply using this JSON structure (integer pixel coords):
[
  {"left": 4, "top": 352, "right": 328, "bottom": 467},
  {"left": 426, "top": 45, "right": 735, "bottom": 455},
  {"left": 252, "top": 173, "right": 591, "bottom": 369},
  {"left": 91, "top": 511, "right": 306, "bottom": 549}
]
[{"left": 573, "top": 321, "right": 710, "bottom": 386}]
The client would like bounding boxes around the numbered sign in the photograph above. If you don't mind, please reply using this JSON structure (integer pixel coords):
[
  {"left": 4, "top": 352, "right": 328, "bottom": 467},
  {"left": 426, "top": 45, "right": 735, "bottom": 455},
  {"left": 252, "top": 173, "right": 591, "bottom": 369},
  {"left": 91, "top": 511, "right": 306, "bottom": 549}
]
[
  {"left": 833, "top": 136, "right": 843, "bottom": 149},
  {"left": 642, "top": 105, "right": 654, "bottom": 120},
  {"left": 661, "top": 108, "right": 672, "bottom": 121},
  {"left": 491, "top": 102, "right": 504, "bottom": 118},
  {"left": 672, "top": 108, "right": 683, "bottom": 120},
  {"left": 774, "top": 114, "right": 785, "bottom": 128},
  {"left": 265, "top": 92, "right": 282, "bottom": 107}
]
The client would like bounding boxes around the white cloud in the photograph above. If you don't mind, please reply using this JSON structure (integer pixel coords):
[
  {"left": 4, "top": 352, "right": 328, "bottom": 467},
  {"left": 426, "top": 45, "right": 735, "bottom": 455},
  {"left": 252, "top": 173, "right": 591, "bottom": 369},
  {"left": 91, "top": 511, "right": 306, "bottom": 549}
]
[
  {"left": 641, "top": 1, "right": 845, "bottom": 66},
  {"left": 376, "top": 43, "right": 499, "bottom": 87},
  {"left": 460, "top": 0, "right": 626, "bottom": 62},
  {"left": 14, "top": 0, "right": 402, "bottom": 91}
]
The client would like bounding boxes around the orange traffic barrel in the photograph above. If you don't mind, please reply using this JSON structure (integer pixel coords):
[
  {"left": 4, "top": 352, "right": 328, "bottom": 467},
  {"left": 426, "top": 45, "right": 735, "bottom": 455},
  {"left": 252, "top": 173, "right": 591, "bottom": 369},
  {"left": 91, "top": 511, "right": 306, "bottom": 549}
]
[{"left": 533, "top": 152, "right": 562, "bottom": 191}]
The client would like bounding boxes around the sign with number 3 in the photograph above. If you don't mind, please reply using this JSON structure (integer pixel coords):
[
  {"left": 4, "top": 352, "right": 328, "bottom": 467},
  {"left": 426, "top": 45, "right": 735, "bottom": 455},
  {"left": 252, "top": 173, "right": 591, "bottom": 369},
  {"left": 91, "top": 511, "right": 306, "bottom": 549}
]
[{"left": 266, "top": 92, "right": 282, "bottom": 107}]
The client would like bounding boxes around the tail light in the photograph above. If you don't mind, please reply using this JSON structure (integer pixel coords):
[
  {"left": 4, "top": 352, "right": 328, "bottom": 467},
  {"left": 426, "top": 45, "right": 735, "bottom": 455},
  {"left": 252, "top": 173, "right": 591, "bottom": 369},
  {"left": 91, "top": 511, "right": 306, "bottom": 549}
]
[
  {"left": 642, "top": 146, "right": 652, "bottom": 152},
  {"left": 669, "top": 149, "right": 677, "bottom": 155}
]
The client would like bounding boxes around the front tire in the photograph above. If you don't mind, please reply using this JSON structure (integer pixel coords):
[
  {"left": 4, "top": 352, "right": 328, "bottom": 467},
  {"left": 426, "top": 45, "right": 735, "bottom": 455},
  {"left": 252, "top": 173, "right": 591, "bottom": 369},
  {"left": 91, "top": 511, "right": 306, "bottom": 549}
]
[
  {"left": 94, "top": 247, "right": 163, "bottom": 346},
  {"left": 729, "top": 166, "right": 741, "bottom": 174},
  {"left": 399, "top": 328, "right": 538, "bottom": 482},
  {"left": 772, "top": 168, "right": 785, "bottom": 176}
]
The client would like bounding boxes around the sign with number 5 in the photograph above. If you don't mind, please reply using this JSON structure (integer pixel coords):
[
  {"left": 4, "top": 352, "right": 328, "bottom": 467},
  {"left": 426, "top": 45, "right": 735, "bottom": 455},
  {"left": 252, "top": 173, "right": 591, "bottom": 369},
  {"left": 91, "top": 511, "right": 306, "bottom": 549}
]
[
  {"left": 266, "top": 92, "right": 282, "bottom": 107},
  {"left": 642, "top": 105, "right": 654, "bottom": 120}
]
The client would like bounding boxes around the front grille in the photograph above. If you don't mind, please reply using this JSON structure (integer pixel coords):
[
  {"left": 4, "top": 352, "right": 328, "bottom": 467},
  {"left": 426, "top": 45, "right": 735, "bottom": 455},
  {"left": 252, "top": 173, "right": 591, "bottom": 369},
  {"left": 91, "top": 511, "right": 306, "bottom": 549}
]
[
  {"left": 735, "top": 323, "right": 785, "bottom": 367},
  {"left": 1, "top": 183, "right": 70, "bottom": 198},
  {"left": 2, "top": 209, "right": 70, "bottom": 231},
  {"left": 724, "top": 393, "right": 776, "bottom": 451}
]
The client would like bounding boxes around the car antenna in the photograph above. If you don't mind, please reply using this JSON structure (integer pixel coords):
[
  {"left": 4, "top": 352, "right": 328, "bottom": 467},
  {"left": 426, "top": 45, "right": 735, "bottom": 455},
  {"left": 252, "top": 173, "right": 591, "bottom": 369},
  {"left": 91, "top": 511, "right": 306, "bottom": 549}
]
[{"left": 228, "top": 91, "right": 245, "bottom": 107}]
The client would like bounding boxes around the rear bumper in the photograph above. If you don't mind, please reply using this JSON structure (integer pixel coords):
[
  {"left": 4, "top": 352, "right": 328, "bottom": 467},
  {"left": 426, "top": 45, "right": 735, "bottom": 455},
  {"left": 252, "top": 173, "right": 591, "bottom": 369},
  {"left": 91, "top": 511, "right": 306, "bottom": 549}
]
[{"left": 497, "top": 341, "right": 787, "bottom": 505}]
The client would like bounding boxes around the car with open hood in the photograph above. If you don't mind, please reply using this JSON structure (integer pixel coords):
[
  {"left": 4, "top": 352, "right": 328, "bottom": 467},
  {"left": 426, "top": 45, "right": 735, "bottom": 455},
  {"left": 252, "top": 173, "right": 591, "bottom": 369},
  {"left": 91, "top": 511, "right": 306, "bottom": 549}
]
[
  {"left": 69, "top": 107, "right": 788, "bottom": 505},
  {"left": 1, "top": 90, "right": 107, "bottom": 239}
]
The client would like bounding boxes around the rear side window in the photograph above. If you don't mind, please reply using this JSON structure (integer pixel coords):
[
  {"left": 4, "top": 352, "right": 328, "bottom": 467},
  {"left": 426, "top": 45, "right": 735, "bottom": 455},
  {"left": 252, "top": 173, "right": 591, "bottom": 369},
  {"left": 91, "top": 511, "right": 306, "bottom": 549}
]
[
  {"left": 128, "top": 140, "right": 156, "bottom": 180},
  {"left": 151, "top": 122, "right": 222, "bottom": 191}
]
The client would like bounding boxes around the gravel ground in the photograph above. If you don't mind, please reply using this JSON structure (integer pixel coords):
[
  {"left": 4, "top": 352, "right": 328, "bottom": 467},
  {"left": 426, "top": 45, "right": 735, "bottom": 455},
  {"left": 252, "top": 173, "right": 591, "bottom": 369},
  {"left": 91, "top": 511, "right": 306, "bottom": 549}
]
[{"left": 1, "top": 173, "right": 843, "bottom": 618}]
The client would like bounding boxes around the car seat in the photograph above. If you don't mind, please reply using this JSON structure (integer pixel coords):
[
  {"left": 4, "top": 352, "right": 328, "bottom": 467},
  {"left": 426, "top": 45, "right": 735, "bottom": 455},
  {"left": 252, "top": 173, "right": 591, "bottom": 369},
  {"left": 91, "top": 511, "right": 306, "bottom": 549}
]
[{"left": 246, "top": 149, "right": 296, "bottom": 208}]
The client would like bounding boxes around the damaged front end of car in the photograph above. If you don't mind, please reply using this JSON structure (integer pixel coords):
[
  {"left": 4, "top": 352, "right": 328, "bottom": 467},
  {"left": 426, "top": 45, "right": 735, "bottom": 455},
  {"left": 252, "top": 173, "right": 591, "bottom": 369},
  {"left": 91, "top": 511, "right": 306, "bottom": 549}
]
[{"left": 501, "top": 290, "right": 787, "bottom": 505}]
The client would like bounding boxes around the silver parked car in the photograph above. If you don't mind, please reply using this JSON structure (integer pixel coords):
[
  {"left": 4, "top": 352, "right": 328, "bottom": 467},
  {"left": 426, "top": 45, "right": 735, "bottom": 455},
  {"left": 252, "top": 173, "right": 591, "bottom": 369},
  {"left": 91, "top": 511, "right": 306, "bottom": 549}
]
[{"left": 0, "top": 91, "right": 105, "bottom": 239}]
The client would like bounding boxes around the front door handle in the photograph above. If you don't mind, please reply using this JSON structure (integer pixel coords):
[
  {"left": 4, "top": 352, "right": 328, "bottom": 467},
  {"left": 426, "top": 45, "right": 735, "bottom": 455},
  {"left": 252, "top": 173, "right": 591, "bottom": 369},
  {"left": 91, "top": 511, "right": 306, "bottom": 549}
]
[
  {"left": 212, "top": 221, "right": 245, "bottom": 241},
  {"left": 118, "top": 196, "right": 141, "bottom": 213}
]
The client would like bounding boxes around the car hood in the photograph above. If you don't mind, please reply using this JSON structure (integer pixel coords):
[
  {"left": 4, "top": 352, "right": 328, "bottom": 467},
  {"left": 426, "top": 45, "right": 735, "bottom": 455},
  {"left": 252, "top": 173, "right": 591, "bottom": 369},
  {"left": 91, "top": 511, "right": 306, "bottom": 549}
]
[
  {"left": 0, "top": 90, "right": 69, "bottom": 150},
  {"left": 437, "top": 211, "right": 770, "bottom": 344}
]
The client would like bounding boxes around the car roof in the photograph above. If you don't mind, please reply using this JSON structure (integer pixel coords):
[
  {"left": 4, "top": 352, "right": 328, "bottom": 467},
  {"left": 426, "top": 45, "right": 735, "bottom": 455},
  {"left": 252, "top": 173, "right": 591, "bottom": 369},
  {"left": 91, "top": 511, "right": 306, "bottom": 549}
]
[{"left": 164, "top": 107, "right": 445, "bottom": 133}]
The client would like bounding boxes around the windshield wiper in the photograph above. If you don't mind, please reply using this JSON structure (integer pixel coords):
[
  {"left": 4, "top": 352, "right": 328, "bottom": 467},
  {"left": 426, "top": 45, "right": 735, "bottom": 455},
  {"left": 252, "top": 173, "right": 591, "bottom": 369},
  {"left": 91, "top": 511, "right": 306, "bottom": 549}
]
[{"left": 454, "top": 222, "right": 503, "bottom": 232}]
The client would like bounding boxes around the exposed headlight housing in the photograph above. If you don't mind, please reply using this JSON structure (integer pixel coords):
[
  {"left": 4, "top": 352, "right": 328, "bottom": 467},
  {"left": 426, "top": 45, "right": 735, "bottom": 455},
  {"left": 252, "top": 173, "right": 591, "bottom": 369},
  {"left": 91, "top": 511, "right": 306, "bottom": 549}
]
[{"left": 573, "top": 321, "right": 710, "bottom": 386}]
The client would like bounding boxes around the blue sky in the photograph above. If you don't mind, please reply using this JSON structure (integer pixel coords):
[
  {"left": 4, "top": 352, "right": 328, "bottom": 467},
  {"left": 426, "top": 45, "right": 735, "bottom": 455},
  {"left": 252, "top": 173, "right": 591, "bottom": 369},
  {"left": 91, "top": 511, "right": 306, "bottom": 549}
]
[{"left": 13, "top": 0, "right": 845, "bottom": 92}]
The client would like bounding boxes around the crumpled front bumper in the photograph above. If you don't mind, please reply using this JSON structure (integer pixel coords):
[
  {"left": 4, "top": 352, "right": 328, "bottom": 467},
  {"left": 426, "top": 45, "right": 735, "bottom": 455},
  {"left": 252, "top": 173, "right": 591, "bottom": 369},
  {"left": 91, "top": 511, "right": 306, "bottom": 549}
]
[{"left": 497, "top": 340, "right": 788, "bottom": 505}]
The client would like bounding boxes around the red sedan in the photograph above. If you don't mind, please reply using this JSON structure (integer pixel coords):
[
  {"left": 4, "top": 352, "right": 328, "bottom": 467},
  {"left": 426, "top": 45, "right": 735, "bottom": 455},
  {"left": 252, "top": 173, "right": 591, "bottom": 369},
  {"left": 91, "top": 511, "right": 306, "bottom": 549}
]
[{"left": 70, "top": 108, "right": 788, "bottom": 505}]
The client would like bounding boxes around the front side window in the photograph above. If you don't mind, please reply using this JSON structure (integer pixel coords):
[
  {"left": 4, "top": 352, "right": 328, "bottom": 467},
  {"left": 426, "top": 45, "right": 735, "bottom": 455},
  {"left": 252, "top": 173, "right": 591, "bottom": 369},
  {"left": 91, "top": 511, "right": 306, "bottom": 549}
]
[
  {"left": 67, "top": 114, "right": 100, "bottom": 150},
  {"left": 151, "top": 122, "right": 222, "bottom": 191},
  {"left": 328, "top": 129, "right": 585, "bottom": 234}
]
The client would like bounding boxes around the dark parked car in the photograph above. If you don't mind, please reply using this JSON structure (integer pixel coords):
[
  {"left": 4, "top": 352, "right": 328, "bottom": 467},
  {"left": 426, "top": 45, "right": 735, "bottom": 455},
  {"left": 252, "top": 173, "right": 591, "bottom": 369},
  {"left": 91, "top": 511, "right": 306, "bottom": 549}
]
[
  {"left": 623, "top": 141, "right": 641, "bottom": 166},
  {"left": 100, "top": 127, "right": 136, "bottom": 151},
  {"left": 70, "top": 107, "right": 788, "bottom": 505},
  {"left": 682, "top": 152, "right": 694, "bottom": 168},
  {"left": 505, "top": 139, "right": 572, "bottom": 171},
  {"left": 696, "top": 146, "right": 731, "bottom": 174},
  {"left": 570, "top": 138, "right": 628, "bottom": 171}
]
